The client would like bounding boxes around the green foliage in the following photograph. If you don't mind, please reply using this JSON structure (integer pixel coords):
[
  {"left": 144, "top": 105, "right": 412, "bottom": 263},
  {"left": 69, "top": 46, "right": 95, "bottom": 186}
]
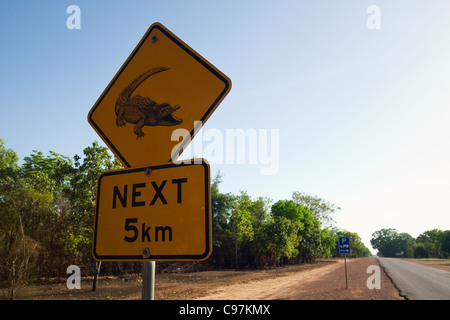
[
  {"left": 441, "top": 231, "right": 450, "bottom": 257},
  {"left": 413, "top": 245, "right": 428, "bottom": 258},
  {"left": 262, "top": 216, "right": 301, "bottom": 260},
  {"left": 228, "top": 191, "right": 256, "bottom": 269},
  {"left": 370, "top": 228, "right": 450, "bottom": 259},
  {"left": 0, "top": 139, "right": 123, "bottom": 292},
  {"left": 210, "top": 172, "right": 235, "bottom": 247},
  {"left": 0, "top": 138, "right": 19, "bottom": 175},
  {"left": 292, "top": 191, "right": 340, "bottom": 227},
  {"left": 370, "top": 228, "right": 415, "bottom": 257},
  {"left": 272, "top": 200, "right": 306, "bottom": 224},
  {"left": 230, "top": 192, "right": 255, "bottom": 244},
  {"left": 0, "top": 136, "right": 378, "bottom": 293},
  {"left": 416, "top": 229, "right": 444, "bottom": 258},
  {"left": 208, "top": 183, "right": 347, "bottom": 268},
  {"left": 0, "top": 140, "right": 55, "bottom": 297}
]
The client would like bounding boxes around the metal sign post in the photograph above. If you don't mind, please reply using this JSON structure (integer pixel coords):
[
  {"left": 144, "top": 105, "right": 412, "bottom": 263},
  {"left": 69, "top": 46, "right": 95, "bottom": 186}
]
[
  {"left": 142, "top": 261, "right": 155, "bottom": 300},
  {"left": 344, "top": 254, "right": 348, "bottom": 289},
  {"left": 338, "top": 236, "right": 351, "bottom": 290}
]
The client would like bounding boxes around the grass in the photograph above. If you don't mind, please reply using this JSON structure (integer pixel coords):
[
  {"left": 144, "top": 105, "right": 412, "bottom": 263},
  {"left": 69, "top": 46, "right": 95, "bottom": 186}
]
[{"left": 414, "top": 258, "right": 450, "bottom": 262}]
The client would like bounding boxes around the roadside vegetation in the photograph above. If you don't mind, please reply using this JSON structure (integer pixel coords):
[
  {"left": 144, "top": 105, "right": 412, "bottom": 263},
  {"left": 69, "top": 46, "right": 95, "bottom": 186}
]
[
  {"left": 370, "top": 228, "right": 450, "bottom": 258},
  {"left": 0, "top": 138, "right": 370, "bottom": 299}
]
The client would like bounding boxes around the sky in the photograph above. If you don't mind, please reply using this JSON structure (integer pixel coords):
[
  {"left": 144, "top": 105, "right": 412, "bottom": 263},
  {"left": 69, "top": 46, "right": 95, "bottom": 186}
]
[{"left": 1, "top": 1, "right": 450, "bottom": 253}]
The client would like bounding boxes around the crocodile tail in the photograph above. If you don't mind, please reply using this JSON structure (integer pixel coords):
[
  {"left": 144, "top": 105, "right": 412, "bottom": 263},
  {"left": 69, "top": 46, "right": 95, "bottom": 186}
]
[{"left": 115, "top": 67, "right": 169, "bottom": 115}]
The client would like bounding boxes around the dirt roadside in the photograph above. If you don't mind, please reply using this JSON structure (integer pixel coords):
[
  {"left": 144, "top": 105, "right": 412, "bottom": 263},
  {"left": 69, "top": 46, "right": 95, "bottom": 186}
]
[
  {"left": 6, "top": 257, "right": 403, "bottom": 300},
  {"left": 198, "top": 257, "right": 403, "bottom": 300}
]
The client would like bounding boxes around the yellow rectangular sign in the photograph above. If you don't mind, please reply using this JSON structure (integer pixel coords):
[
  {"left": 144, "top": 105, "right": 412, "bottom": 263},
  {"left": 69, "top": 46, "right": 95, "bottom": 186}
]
[{"left": 92, "top": 159, "right": 211, "bottom": 261}]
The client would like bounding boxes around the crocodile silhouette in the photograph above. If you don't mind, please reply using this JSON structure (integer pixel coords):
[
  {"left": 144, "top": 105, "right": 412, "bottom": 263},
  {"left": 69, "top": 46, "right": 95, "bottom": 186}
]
[{"left": 115, "top": 67, "right": 182, "bottom": 138}]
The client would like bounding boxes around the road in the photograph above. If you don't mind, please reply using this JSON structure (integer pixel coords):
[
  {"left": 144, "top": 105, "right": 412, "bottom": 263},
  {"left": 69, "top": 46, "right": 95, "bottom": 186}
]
[{"left": 378, "top": 257, "right": 450, "bottom": 300}]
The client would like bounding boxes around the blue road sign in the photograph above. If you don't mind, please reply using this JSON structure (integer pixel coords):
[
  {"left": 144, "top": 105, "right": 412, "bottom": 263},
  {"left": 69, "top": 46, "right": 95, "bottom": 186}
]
[{"left": 338, "top": 236, "right": 351, "bottom": 254}]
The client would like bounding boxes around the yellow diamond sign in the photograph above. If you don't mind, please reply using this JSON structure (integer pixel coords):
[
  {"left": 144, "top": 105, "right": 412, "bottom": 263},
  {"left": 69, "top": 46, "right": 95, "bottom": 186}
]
[{"left": 88, "top": 22, "right": 231, "bottom": 167}]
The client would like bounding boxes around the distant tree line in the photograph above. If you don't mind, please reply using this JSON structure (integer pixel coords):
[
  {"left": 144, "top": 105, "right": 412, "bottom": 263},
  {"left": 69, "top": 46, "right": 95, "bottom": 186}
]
[
  {"left": 370, "top": 228, "right": 450, "bottom": 258},
  {"left": 0, "top": 138, "right": 370, "bottom": 299},
  {"left": 210, "top": 177, "right": 371, "bottom": 269}
]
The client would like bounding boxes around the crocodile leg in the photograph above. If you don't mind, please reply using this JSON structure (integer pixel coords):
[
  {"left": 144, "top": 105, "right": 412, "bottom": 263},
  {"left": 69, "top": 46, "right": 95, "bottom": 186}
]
[
  {"left": 116, "top": 108, "right": 127, "bottom": 127},
  {"left": 134, "top": 119, "right": 146, "bottom": 138}
]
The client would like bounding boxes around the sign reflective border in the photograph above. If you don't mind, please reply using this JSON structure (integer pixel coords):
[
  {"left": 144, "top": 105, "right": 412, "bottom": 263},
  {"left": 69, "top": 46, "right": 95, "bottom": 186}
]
[{"left": 92, "top": 159, "right": 211, "bottom": 261}]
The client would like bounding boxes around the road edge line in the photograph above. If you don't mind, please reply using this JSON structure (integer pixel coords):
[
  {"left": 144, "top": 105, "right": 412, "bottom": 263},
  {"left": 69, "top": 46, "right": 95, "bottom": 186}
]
[{"left": 376, "top": 257, "right": 408, "bottom": 300}]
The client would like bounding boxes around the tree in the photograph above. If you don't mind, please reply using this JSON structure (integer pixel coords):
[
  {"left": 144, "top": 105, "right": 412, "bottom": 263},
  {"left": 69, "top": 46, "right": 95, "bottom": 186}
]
[
  {"left": 318, "top": 227, "right": 337, "bottom": 258},
  {"left": 0, "top": 138, "right": 18, "bottom": 175},
  {"left": 271, "top": 200, "right": 307, "bottom": 223},
  {"left": 413, "top": 245, "right": 428, "bottom": 258},
  {"left": 69, "top": 142, "right": 122, "bottom": 290},
  {"left": 261, "top": 216, "right": 301, "bottom": 264},
  {"left": 20, "top": 150, "right": 77, "bottom": 280},
  {"left": 0, "top": 140, "right": 52, "bottom": 298},
  {"left": 1, "top": 217, "right": 39, "bottom": 300},
  {"left": 271, "top": 199, "right": 335, "bottom": 262},
  {"left": 270, "top": 200, "right": 309, "bottom": 264},
  {"left": 371, "top": 228, "right": 415, "bottom": 257},
  {"left": 397, "top": 233, "right": 415, "bottom": 257},
  {"left": 297, "top": 217, "right": 335, "bottom": 262},
  {"left": 229, "top": 192, "right": 254, "bottom": 270},
  {"left": 371, "top": 228, "right": 397, "bottom": 257},
  {"left": 292, "top": 191, "right": 340, "bottom": 227},
  {"left": 210, "top": 172, "right": 235, "bottom": 248},
  {"left": 246, "top": 196, "right": 272, "bottom": 268},
  {"left": 441, "top": 231, "right": 450, "bottom": 258},
  {"left": 70, "top": 142, "right": 122, "bottom": 242},
  {"left": 416, "top": 229, "right": 444, "bottom": 258},
  {"left": 208, "top": 172, "right": 236, "bottom": 268}
]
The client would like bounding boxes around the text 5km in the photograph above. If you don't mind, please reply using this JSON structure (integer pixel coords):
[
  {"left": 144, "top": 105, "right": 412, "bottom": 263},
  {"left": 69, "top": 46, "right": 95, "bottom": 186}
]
[{"left": 123, "top": 218, "right": 173, "bottom": 243}]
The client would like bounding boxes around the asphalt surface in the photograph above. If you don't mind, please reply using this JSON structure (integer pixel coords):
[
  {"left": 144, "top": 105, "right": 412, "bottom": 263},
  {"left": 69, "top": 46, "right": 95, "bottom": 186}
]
[{"left": 378, "top": 257, "right": 450, "bottom": 300}]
